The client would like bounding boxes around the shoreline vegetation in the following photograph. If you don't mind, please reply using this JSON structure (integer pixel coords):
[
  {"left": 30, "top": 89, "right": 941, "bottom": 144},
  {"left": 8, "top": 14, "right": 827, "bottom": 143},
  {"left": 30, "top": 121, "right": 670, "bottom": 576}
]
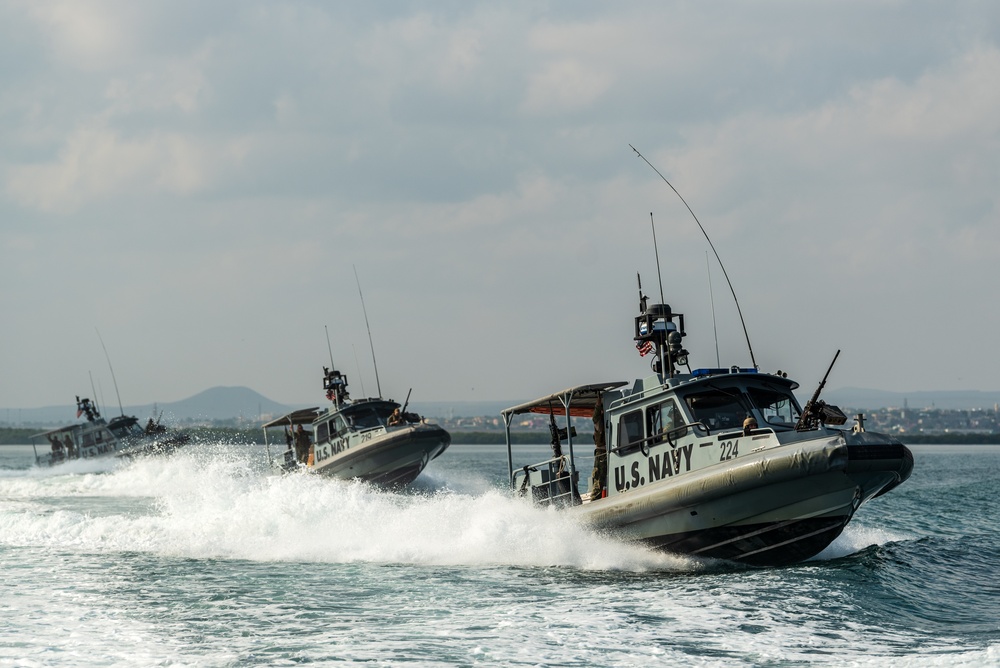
[{"left": 3, "top": 426, "right": 1000, "bottom": 446}]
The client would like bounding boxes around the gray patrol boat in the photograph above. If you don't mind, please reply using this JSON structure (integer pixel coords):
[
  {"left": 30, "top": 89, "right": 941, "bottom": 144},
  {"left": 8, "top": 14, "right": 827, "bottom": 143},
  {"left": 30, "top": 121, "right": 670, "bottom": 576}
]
[
  {"left": 31, "top": 396, "right": 190, "bottom": 466},
  {"left": 263, "top": 367, "right": 451, "bottom": 488},
  {"left": 502, "top": 296, "right": 913, "bottom": 567}
]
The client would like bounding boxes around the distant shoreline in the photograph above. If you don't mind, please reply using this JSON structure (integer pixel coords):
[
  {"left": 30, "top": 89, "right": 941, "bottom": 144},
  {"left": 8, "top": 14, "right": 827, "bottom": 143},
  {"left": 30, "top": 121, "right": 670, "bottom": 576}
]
[{"left": 3, "top": 426, "right": 1000, "bottom": 446}]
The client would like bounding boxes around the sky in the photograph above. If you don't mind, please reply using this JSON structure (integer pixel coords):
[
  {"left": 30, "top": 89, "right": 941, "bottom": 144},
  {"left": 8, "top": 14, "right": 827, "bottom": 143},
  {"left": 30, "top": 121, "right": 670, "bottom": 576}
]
[{"left": 1, "top": 1, "right": 999, "bottom": 410}]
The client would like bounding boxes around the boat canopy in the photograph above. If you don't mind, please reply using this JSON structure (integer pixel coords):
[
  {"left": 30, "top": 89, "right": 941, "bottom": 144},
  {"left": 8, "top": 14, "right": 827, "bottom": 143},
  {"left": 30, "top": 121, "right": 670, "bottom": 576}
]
[
  {"left": 262, "top": 408, "right": 322, "bottom": 429},
  {"left": 30, "top": 424, "right": 85, "bottom": 439},
  {"left": 501, "top": 382, "right": 627, "bottom": 419}
]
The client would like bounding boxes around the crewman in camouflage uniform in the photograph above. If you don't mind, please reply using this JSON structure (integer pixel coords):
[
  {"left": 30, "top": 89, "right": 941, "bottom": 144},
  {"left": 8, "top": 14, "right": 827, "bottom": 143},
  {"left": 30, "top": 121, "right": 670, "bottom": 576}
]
[
  {"left": 294, "top": 425, "right": 311, "bottom": 463},
  {"left": 590, "top": 400, "right": 607, "bottom": 499}
]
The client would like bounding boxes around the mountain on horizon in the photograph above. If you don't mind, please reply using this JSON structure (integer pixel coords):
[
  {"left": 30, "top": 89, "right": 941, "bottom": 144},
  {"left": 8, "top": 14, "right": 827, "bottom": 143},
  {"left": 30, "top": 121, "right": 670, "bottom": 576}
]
[
  {"left": 153, "top": 386, "right": 296, "bottom": 421},
  {"left": 4, "top": 385, "right": 999, "bottom": 427},
  {"left": 2, "top": 386, "right": 297, "bottom": 426}
]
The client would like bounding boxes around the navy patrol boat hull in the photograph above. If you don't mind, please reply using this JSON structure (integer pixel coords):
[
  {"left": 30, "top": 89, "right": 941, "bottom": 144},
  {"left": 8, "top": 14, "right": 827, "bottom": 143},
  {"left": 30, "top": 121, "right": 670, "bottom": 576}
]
[
  {"left": 572, "top": 430, "right": 911, "bottom": 566},
  {"left": 503, "top": 300, "right": 913, "bottom": 567},
  {"left": 263, "top": 367, "right": 450, "bottom": 489}
]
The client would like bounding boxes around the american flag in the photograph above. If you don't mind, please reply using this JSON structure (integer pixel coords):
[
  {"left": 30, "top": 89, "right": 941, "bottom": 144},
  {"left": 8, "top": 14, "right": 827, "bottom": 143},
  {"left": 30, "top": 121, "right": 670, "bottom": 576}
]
[{"left": 636, "top": 340, "right": 654, "bottom": 356}]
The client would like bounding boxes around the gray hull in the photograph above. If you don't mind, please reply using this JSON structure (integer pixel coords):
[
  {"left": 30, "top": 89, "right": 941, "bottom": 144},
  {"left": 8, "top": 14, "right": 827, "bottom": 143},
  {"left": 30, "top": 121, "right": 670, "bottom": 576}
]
[
  {"left": 569, "top": 433, "right": 913, "bottom": 566},
  {"left": 312, "top": 424, "right": 451, "bottom": 488}
]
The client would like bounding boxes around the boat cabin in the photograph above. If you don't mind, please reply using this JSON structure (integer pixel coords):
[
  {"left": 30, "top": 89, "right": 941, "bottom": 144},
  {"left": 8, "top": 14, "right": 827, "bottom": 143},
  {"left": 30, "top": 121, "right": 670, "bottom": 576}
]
[
  {"left": 503, "top": 369, "right": 806, "bottom": 507},
  {"left": 31, "top": 420, "right": 120, "bottom": 466}
]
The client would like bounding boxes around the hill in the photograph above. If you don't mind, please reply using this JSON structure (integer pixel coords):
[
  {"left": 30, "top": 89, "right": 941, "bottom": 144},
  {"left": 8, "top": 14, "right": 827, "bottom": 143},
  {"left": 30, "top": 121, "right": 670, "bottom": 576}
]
[
  {"left": 1, "top": 387, "right": 296, "bottom": 426},
  {"left": 5, "top": 385, "right": 1000, "bottom": 427}
]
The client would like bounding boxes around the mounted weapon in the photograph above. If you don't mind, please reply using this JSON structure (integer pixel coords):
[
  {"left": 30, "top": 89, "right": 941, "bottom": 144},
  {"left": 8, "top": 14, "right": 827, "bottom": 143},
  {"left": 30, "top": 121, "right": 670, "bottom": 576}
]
[{"left": 795, "top": 350, "right": 848, "bottom": 431}]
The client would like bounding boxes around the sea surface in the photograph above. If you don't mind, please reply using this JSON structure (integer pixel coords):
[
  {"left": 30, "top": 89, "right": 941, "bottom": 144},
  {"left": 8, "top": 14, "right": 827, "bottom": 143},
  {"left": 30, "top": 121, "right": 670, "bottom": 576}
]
[{"left": 0, "top": 441, "right": 997, "bottom": 667}]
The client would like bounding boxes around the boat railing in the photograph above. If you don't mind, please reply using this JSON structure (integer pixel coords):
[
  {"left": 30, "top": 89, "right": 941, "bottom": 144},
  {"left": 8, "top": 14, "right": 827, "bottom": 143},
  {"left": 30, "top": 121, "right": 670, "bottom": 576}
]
[
  {"left": 511, "top": 456, "right": 581, "bottom": 508},
  {"left": 35, "top": 452, "right": 59, "bottom": 467},
  {"left": 611, "top": 421, "right": 709, "bottom": 456}
]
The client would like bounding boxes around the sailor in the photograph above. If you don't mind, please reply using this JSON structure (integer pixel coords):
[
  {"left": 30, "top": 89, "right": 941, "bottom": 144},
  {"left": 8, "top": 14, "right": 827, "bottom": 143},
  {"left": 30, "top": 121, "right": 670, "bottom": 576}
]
[
  {"left": 590, "top": 401, "right": 607, "bottom": 499},
  {"left": 49, "top": 435, "right": 64, "bottom": 461},
  {"left": 63, "top": 434, "right": 76, "bottom": 459},
  {"left": 294, "top": 425, "right": 311, "bottom": 463},
  {"left": 387, "top": 408, "right": 405, "bottom": 427},
  {"left": 146, "top": 418, "right": 156, "bottom": 434},
  {"left": 743, "top": 415, "right": 758, "bottom": 436}
]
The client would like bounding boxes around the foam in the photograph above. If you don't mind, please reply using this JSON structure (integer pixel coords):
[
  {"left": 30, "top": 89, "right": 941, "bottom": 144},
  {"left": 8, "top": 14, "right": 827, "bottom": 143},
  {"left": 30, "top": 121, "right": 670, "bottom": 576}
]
[
  {"left": 0, "top": 442, "right": 920, "bottom": 572},
  {"left": 0, "top": 444, "right": 698, "bottom": 572},
  {"left": 811, "top": 523, "right": 912, "bottom": 561}
]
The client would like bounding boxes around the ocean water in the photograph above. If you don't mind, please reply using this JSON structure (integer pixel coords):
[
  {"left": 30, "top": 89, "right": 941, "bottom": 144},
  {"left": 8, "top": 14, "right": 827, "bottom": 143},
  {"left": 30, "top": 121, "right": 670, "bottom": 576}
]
[{"left": 0, "top": 441, "right": 997, "bottom": 667}]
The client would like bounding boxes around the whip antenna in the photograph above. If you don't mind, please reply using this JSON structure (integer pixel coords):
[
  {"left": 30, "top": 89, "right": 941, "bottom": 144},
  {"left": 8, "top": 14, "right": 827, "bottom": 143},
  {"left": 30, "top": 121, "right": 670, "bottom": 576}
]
[
  {"left": 95, "top": 328, "right": 125, "bottom": 416},
  {"left": 706, "top": 252, "right": 720, "bottom": 367},
  {"left": 352, "top": 344, "right": 367, "bottom": 397},
  {"left": 353, "top": 265, "right": 382, "bottom": 397},
  {"left": 88, "top": 371, "right": 100, "bottom": 416},
  {"left": 630, "top": 144, "right": 757, "bottom": 369},
  {"left": 325, "top": 325, "right": 335, "bottom": 369},
  {"left": 650, "top": 213, "right": 665, "bottom": 306}
]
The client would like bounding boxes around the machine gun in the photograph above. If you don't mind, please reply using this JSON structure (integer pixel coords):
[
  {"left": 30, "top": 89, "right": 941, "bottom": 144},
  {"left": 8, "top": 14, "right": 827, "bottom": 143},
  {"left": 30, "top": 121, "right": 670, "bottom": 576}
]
[
  {"left": 795, "top": 350, "right": 849, "bottom": 432},
  {"left": 400, "top": 388, "right": 420, "bottom": 423},
  {"left": 547, "top": 407, "right": 577, "bottom": 460}
]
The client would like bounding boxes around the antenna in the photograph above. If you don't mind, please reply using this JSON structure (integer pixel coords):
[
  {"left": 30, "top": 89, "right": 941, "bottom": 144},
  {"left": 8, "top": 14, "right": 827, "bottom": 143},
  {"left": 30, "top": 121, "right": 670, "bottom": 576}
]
[
  {"left": 706, "top": 252, "right": 720, "bottom": 367},
  {"left": 650, "top": 213, "right": 665, "bottom": 305},
  {"left": 630, "top": 144, "right": 757, "bottom": 369},
  {"left": 352, "top": 344, "right": 367, "bottom": 397},
  {"left": 325, "top": 325, "right": 335, "bottom": 368},
  {"left": 353, "top": 265, "right": 382, "bottom": 398},
  {"left": 88, "top": 371, "right": 99, "bottom": 415},
  {"left": 95, "top": 328, "right": 125, "bottom": 416}
]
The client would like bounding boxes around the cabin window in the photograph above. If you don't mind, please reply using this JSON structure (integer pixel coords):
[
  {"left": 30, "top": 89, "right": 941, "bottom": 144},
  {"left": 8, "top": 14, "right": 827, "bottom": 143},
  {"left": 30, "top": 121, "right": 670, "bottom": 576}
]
[
  {"left": 316, "top": 420, "right": 329, "bottom": 443},
  {"left": 618, "top": 410, "right": 644, "bottom": 451},
  {"left": 647, "top": 398, "right": 687, "bottom": 444},
  {"left": 684, "top": 388, "right": 748, "bottom": 432},
  {"left": 347, "top": 407, "right": 382, "bottom": 430},
  {"left": 332, "top": 415, "right": 349, "bottom": 437},
  {"left": 747, "top": 387, "right": 799, "bottom": 427},
  {"left": 343, "top": 403, "right": 397, "bottom": 430}
]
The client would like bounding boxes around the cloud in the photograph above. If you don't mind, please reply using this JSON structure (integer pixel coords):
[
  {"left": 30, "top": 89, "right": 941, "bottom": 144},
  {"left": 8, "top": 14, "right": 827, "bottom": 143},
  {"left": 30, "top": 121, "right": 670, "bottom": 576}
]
[
  {"left": 661, "top": 43, "right": 1000, "bottom": 265},
  {"left": 4, "top": 124, "right": 251, "bottom": 212},
  {"left": 3, "top": 2, "right": 1000, "bottom": 407},
  {"left": 18, "top": 0, "right": 141, "bottom": 71}
]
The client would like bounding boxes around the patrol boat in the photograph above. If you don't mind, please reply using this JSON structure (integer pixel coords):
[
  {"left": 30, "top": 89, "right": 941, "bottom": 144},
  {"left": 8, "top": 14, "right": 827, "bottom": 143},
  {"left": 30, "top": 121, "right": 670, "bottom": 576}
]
[
  {"left": 501, "top": 298, "right": 913, "bottom": 567},
  {"left": 31, "top": 396, "right": 190, "bottom": 467},
  {"left": 262, "top": 366, "right": 451, "bottom": 488}
]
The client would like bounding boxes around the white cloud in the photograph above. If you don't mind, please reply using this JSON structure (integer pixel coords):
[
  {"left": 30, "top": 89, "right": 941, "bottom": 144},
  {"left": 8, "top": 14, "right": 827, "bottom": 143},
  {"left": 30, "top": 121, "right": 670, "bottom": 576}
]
[
  {"left": 4, "top": 124, "right": 247, "bottom": 212},
  {"left": 19, "top": 0, "right": 141, "bottom": 71},
  {"left": 520, "top": 58, "right": 613, "bottom": 115}
]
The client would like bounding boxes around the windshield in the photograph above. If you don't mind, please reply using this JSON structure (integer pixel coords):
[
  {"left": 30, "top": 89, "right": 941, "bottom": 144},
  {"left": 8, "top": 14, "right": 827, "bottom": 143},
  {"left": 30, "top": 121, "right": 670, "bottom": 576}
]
[
  {"left": 746, "top": 387, "right": 800, "bottom": 427},
  {"left": 684, "top": 387, "right": 749, "bottom": 432},
  {"left": 342, "top": 402, "right": 397, "bottom": 430}
]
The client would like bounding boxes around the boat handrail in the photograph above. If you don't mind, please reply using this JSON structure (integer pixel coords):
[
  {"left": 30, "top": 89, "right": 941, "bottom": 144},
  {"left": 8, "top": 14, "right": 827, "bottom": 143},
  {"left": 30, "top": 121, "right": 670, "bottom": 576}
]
[
  {"left": 511, "top": 455, "right": 580, "bottom": 506},
  {"left": 610, "top": 421, "right": 709, "bottom": 456}
]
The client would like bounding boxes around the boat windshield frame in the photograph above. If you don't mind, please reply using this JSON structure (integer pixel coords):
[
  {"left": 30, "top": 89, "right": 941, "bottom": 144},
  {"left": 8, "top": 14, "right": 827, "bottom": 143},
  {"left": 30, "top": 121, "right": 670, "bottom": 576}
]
[{"left": 338, "top": 400, "right": 399, "bottom": 432}]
